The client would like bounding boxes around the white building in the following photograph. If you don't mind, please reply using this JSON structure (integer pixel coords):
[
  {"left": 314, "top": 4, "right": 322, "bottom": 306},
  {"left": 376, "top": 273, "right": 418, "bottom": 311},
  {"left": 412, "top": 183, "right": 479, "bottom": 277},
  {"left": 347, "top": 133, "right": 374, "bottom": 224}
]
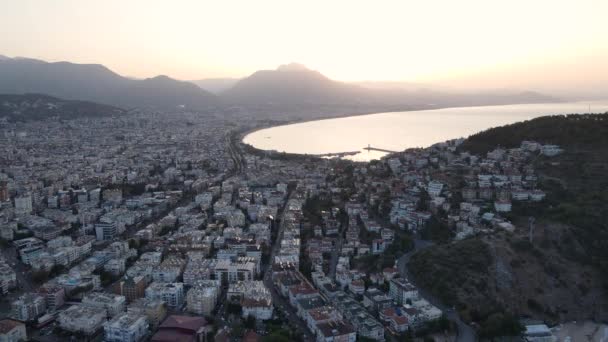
[
  {"left": 228, "top": 281, "right": 274, "bottom": 320},
  {"left": 11, "top": 294, "right": 46, "bottom": 322},
  {"left": 58, "top": 304, "right": 106, "bottom": 335},
  {"left": 14, "top": 194, "right": 33, "bottom": 216},
  {"left": 145, "top": 282, "right": 184, "bottom": 309},
  {"left": 82, "top": 292, "right": 126, "bottom": 317},
  {"left": 427, "top": 181, "right": 444, "bottom": 198},
  {"left": 213, "top": 259, "right": 256, "bottom": 283},
  {"left": 103, "top": 312, "right": 149, "bottom": 342},
  {"left": 494, "top": 200, "right": 512, "bottom": 213},
  {"left": 540, "top": 145, "right": 563, "bottom": 157},
  {"left": 389, "top": 278, "right": 419, "bottom": 305},
  {"left": 186, "top": 286, "right": 219, "bottom": 316},
  {"left": 95, "top": 221, "right": 118, "bottom": 241}
]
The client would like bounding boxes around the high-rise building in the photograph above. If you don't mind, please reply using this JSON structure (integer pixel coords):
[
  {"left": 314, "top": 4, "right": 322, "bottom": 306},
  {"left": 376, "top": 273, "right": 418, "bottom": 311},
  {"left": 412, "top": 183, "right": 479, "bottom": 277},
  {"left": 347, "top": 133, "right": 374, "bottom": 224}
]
[
  {"left": 95, "top": 221, "right": 118, "bottom": 241},
  {"left": 11, "top": 294, "right": 46, "bottom": 322},
  {"left": 113, "top": 276, "right": 148, "bottom": 303},
  {"left": 14, "top": 193, "right": 32, "bottom": 216}
]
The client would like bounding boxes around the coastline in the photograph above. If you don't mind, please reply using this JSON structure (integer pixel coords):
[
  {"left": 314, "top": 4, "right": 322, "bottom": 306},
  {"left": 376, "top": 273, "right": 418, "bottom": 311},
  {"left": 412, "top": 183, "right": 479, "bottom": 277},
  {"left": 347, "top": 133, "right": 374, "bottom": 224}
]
[{"left": 239, "top": 100, "right": 607, "bottom": 161}]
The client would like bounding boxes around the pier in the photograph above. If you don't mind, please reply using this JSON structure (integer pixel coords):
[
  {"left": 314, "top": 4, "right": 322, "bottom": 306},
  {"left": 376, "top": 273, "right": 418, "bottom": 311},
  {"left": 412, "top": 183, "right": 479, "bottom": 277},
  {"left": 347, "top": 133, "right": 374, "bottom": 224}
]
[{"left": 363, "top": 144, "right": 399, "bottom": 153}]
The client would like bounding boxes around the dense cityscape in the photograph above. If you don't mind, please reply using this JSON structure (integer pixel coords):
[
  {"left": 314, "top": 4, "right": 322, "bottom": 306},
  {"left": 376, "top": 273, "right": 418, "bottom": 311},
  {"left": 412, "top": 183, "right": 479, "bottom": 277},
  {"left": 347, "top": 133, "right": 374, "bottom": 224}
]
[
  {"left": 0, "top": 106, "right": 583, "bottom": 342},
  {"left": 2, "top": 2, "right": 608, "bottom": 341}
]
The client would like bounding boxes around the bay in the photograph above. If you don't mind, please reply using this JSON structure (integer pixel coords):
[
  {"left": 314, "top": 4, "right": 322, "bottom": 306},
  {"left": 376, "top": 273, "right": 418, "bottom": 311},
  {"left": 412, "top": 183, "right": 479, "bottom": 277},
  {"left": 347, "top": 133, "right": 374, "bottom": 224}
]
[{"left": 244, "top": 101, "right": 608, "bottom": 161}]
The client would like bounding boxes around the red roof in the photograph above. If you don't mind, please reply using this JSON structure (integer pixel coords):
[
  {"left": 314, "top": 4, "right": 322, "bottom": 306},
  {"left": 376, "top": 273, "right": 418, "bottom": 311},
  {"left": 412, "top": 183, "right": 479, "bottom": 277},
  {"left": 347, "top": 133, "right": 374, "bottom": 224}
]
[
  {"left": 242, "top": 330, "right": 260, "bottom": 342},
  {"left": 151, "top": 315, "right": 208, "bottom": 342},
  {"left": 0, "top": 319, "right": 24, "bottom": 334},
  {"left": 159, "top": 315, "right": 207, "bottom": 331}
]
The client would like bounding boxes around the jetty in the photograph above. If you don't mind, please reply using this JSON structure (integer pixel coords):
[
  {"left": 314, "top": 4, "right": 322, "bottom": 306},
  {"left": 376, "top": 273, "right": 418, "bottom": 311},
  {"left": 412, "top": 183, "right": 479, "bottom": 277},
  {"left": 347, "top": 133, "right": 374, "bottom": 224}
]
[{"left": 363, "top": 144, "right": 399, "bottom": 153}]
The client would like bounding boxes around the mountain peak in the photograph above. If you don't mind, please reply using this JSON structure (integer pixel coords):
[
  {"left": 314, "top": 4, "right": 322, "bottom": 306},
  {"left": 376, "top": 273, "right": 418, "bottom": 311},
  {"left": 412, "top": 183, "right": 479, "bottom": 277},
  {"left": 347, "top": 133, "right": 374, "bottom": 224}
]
[
  {"left": 147, "top": 75, "right": 173, "bottom": 82},
  {"left": 276, "top": 63, "right": 310, "bottom": 72}
]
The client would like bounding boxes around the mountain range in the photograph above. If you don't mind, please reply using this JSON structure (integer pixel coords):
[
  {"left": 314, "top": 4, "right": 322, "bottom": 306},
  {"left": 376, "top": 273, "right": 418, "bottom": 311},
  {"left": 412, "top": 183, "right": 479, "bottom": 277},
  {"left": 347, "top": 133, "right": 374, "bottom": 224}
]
[
  {"left": 0, "top": 56, "right": 217, "bottom": 110},
  {"left": 220, "top": 63, "right": 557, "bottom": 110},
  {"left": 0, "top": 55, "right": 559, "bottom": 115}
]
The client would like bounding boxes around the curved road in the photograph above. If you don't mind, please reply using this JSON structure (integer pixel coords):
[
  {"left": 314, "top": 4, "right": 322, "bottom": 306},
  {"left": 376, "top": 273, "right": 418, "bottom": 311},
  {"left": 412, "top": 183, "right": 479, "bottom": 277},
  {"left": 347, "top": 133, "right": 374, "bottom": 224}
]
[{"left": 397, "top": 238, "right": 477, "bottom": 342}]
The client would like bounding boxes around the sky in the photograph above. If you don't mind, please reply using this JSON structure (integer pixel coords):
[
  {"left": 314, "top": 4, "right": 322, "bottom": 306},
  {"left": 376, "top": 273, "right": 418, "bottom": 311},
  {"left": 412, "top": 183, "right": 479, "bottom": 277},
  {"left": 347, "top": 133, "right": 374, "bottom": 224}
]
[{"left": 2, "top": 0, "right": 607, "bottom": 95}]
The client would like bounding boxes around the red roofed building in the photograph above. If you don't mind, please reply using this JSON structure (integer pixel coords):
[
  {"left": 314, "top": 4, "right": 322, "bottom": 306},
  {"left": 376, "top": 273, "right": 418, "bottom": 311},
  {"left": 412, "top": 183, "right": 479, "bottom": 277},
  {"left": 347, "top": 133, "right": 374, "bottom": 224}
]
[
  {"left": 151, "top": 315, "right": 209, "bottom": 342},
  {"left": 0, "top": 319, "right": 27, "bottom": 342},
  {"left": 380, "top": 308, "right": 409, "bottom": 333}
]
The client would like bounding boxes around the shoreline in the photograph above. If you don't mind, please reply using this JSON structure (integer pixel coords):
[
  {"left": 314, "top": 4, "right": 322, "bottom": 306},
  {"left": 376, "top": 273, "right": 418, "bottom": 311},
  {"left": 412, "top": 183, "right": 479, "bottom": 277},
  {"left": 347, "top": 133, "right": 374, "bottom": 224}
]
[{"left": 239, "top": 100, "right": 607, "bottom": 161}]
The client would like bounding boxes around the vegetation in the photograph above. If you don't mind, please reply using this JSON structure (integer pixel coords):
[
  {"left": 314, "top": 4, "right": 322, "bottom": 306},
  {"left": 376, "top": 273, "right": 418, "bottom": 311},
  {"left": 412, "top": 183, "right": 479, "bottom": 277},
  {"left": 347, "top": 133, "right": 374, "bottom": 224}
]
[
  {"left": 409, "top": 239, "right": 493, "bottom": 306},
  {"left": 459, "top": 113, "right": 608, "bottom": 154},
  {"left": 414, "top": 315, "right": 454, "bottom": 336},
  {"left": 302, "top": 195, "right": 334, "bottom": 226},
  {"left": 242, "top": 142, "right": 322, "bottom": 162},
  {"left": 226, "top": 302, "right": 242, "bottom": 316},
  {"left": 461, "top": 113, "right": 608, "bottom": 285},
  {"left": 0, "top": 93, "right": 124, "bottom": 121},
  {"left": 355, "top": 230, "right": 414, "bottom": 272},
  {"left": 477, "top": 312, "right": 524, "bottom": 339},
  {"left": 420, "top": 216, "right": 453, "bottom": 243}
]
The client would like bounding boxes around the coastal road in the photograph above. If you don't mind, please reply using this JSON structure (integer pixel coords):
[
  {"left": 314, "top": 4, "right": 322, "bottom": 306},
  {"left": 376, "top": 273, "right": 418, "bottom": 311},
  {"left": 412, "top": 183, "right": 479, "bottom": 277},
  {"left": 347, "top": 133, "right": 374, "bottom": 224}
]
[{"left": 397, "top": 238, "right": 477, "bottom": 342}]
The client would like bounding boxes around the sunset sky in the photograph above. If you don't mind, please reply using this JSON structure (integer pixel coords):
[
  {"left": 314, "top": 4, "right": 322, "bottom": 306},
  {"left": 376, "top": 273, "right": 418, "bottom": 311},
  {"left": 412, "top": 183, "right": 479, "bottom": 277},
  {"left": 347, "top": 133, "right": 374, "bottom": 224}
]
[{"left": 2, "top": 0, "right": 607, "bottom": 94}]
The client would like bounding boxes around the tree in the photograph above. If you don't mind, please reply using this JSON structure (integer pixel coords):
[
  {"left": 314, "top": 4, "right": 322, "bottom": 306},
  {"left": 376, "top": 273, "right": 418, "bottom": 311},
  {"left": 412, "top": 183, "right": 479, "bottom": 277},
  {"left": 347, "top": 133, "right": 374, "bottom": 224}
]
[
  {"left": 226, "top": 302, "right": 242, "bottom": 315},
  {"left": 417, "top": 190, "right": 431, "bottom": 211},
  {"left": 244, "top": 315, "right": 256, "bottom": 330},
  {"left": 478, "top": 312, "right": 524, "bottom": 339},
  {"left": 31, "top": 269, "right": 50, "bottom": 284},
  {"left": 420, "top": 216, "right": 453, "bottom": 243}
]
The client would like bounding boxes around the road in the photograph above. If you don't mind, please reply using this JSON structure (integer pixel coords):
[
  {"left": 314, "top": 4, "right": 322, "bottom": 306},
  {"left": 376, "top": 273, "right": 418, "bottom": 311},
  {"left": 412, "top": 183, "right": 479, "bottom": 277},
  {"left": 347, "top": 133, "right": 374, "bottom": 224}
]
[
  {"left": 1, "top": 241, "right": 35, "bottom": 315},
  {"left": 262, "top": 191, "right": 314, "bottom": 342},
  {"left": 328, "top": 224, "right": 345, "bottom": 280},
  {"left": 226, "top": 131, "right": 245, "bottom": 174},
  {"left": 397, "top": 238, "right": 477, "bottom": 342}
]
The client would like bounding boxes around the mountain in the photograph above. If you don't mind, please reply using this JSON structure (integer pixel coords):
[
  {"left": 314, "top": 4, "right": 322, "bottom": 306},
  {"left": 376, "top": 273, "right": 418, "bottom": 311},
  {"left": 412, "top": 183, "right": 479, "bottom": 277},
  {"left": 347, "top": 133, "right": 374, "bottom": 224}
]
[
  {"left": 190, "top": 78, "right": 240, "bottom": 94},
  {"left": 222, "top": 63, "right": 378, "bottom": 106},
  {"left": 410, "top": 113, "right": 608, "bottom": 326},
  {"left": 0, "top": 93, "right": 125, "bottom": 121},
  {"left": 0, "top": 56, "right": 217, "bottom": 109},
  {"left": 221, "top": 63, "right": 558, "bottom": 115}
]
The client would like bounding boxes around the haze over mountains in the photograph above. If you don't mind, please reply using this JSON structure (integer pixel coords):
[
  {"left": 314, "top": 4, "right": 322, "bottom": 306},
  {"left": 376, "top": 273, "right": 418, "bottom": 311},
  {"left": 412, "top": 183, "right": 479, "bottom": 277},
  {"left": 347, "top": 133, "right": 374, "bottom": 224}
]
[
  {"left": 222, "top": 63, "right": 557, "bottom": 109},
  {"left": 190, "top": 78, "right": 240, "bottom": 94},
  {"left": 0, "top": 55, "right": 217, "bottom": 110},
  {"left": 0, "top": 55, "right": 558, "bottom": 116}
]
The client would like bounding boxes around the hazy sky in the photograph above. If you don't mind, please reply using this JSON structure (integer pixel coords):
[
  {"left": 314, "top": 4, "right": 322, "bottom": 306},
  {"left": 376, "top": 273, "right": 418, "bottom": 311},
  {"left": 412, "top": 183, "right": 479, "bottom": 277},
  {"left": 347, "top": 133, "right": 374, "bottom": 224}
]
[{"left": 2, "top": 0, "right": 607, "bottom": 93}]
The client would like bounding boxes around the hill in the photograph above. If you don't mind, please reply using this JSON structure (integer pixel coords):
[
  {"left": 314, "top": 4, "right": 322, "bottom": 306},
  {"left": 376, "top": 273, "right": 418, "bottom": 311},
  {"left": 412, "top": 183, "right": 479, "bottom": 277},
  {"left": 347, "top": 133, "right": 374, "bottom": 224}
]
[
  {"left": 459, "top": 113, "right": 608, "bottom": 154},
  {"left": 410, "top": 113, "right": 608, "bottom": 328},
  {"left": 0, "top": 56, "right": 218, "bottom": 110},
  {"left": 0, "top": 93, "right": 125, "bottom": 121}
]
